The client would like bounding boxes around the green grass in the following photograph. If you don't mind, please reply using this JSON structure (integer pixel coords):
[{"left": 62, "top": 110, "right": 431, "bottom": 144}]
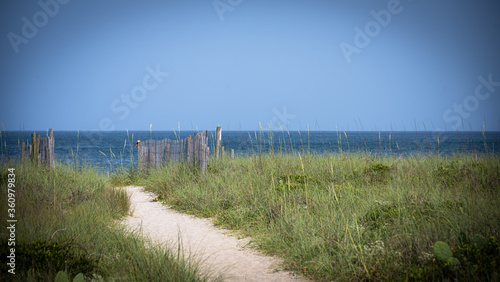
[
  {"left": 0, "top": 162, "right": 218, "bottom": 281},
  {"left": 125, "top": 153, "right": 500, "bottom": 281}
]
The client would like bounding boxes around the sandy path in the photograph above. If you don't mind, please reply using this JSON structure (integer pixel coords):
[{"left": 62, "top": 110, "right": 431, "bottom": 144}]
[{"left": 121, "top": 186, "right": 305, "bottom": 282}]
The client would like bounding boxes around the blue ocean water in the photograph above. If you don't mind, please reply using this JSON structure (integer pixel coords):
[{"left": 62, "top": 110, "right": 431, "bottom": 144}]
[{"left": 1, "top": 130, "right": 499, "bottom": 172}]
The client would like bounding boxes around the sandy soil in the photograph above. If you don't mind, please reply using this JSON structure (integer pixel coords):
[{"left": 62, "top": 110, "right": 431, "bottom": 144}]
[{"left": 121, "top": 186, "right": 306, "bottom": 282}]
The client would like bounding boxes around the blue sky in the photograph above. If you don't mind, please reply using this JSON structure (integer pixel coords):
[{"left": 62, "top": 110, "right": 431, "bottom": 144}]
[{"left": 1, "top": 0, "right": 499, "bottom": 131}]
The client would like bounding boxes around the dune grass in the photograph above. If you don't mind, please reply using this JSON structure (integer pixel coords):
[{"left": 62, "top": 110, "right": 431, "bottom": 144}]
[
  {"left": 0, "top": 162, "right": 217, "bottom": 281},
  {"left": 123, "top": 152, "right": 500, "bottom": 281}
]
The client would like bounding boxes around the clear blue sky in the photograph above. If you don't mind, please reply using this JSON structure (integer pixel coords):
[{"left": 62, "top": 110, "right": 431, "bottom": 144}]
[{"left": 1, "top": 0, "right": 499, "bottom": 131}]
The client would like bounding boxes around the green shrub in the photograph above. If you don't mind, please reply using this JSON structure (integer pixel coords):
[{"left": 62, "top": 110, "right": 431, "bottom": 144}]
[
  {"left": 408, "top": 234, "right": 500, "bottom": 280},
  {"left": 433, "top": 241, "right": 457, "bottom": 265},
  {"left": 362, "top": 202, "right": 400, "bottom": 230},
  {"left": 432, "top": 160, "right": 497, "bottom": 191},
  {"left": 275, "top": 173, "right": 316, "bottom": 192},
  {"left": 364, "top": 163, "right": 392, "bottom": 183},
  {"left": 0, "top": 239, "right": 99, "bottom": 280},
  {"left": 361, "top": 200, "right": 435, "bottom": 231}
]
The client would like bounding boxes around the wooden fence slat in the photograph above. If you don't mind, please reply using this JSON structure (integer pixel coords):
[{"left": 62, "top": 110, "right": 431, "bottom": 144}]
[
  {"left": 202, "top": 146, "right": 209, "bottom": 173},
  {"left": 43, "top": 138, "right": 47, "bottom": 168},
  {"left": 48, "top": 135, "right": 54, "bottom": 168},
  {"left": 215, "top": 126, "right": 221, "bottom": 159},
  {"left": 165, "top": 143, "right": 170, "bottom": 166},
  {"left": 36, "top": 134, "right": 41, "bottom": 166},
  {"left": 148, "top": 140, "right": 154, "bottom": 168},
  {"left": 156, "top": 140, "right": 164, "bottom": 168},
  {"left": 40, "top": 137, "right": 46, "bottom": 166},
  {"left": 194, "top": 133, "right": 199, "bottom": 167},
  {"left": 31, "top": 133, "right": 35, "bottom": 162},
  {"left": 138, "top": 141, "right": 143, "bottom": 171},
  {"left": 186, "top": 135, "right": 193, "bottom": 165}
]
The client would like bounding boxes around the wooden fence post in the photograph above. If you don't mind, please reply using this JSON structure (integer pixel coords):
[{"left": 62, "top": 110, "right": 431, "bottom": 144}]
[
  {"left": 31, "top": 133, "right": 36, "bottom": 163},
  {"left": 195, "top": 131, "right": 209, "bottom": 173},
  {"left": 20, "top": 142, "right": 25, "bottom": 166},
  {"left": 36, "top": 134, "right": 41, "bottom": 166},
  {"left": 195, "top": 134, "right": 199, "bottom": 168},
  {"left": 138, "top": 141, "right": 145, "bottom": 172},
  {"left": 41, "top": 137, "right": 46, "bottom": 167},
  {"left": 215, "top": 126, "right": 221, "bottom": 159},
  {"left": 231, "top": 149, "right": 234, "bottom": 160},
  {"left": 48, "top": 129, "right": 54, "bottom": 169}
]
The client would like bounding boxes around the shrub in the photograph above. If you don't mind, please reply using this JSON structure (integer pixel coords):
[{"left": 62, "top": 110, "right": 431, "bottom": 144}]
[
  {"left": 275, "top": 173, "right": 316, "bottom": 192},
  {"left": 364, "top": 163, "right": 392, "bottom": 183},
  {"left": 0, "top": 239, "right": 99, "bottom": 280}
]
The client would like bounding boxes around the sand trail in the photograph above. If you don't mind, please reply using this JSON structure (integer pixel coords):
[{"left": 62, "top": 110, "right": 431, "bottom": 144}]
[{"left": 121, "top": 186, "right": 305, "bottom": 282}]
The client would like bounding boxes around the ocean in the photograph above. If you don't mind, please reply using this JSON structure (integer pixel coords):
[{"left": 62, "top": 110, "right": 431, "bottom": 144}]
[{"left": 1, "top": 130, "right": 499, "bottom": 172}]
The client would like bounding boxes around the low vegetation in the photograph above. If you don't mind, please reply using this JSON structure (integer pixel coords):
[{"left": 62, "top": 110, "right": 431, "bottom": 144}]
[
  {"left": 2, "top": 125, "right": 499, "bottom": 281},
  {"left": 122, "top": 153, "right": 500, "bottom": 281},
  {"left": 0, "top": 163, "right": 215, "bottom": 281}
]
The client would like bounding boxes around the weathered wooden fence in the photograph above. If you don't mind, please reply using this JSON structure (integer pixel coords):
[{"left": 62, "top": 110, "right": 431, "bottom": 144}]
[
  {"left": 138, "top": 130, "right": 210, "bottom": 172},
  {"left": 20, "top": 128, "right": 55, "bottom": 169}
]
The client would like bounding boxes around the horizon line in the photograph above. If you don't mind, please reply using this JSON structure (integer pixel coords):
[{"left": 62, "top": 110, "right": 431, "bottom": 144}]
[{"left": 3, "top": 129, "right": 500, "bottom": 133}]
